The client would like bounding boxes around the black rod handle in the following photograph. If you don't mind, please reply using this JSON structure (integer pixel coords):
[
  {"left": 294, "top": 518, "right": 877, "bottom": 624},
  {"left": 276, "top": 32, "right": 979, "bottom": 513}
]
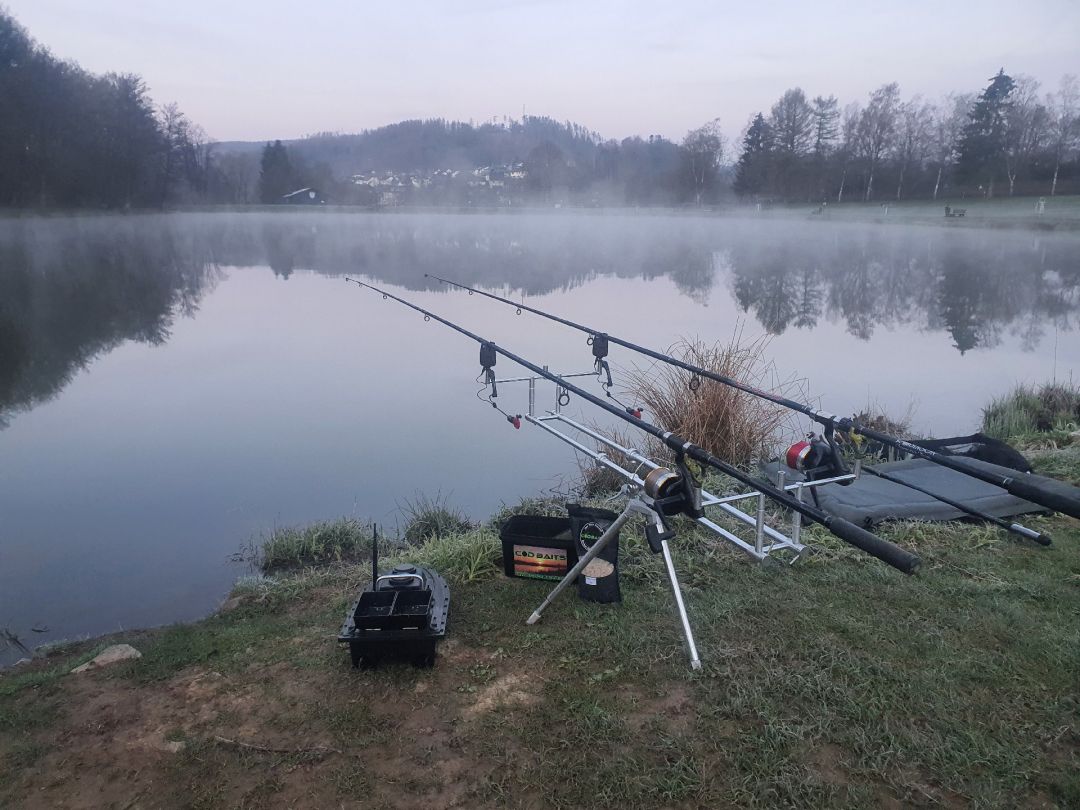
[
  {"left": 1005, "top": 477, "right": 1080, "bottom": 521},
  {"left": 827, "top": 518, "right": 921, "bottom": 574}
]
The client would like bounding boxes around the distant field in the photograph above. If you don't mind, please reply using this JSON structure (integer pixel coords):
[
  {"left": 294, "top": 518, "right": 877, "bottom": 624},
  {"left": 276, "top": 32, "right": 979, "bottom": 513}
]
[{"left": 760, "top": 195, "right": 1080, "bottom": 230}]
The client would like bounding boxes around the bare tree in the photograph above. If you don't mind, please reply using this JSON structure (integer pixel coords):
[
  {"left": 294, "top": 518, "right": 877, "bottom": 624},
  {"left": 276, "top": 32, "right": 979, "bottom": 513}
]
[
  {"left": 1004, "top": 75, "right": 1050, "bottom": 196},
  {"left": 1047, "top": 74, "right": 1079, "bottom": 196},
  {"left": 854, "top": 83, "right": 900, "bottom": 201},
  {"left": 836, "top": 102, "right": 861, "bottom": 203},
  {"left": 894, "top": 96, "right": 933, "bottom": 200},
  {"left": 681, "top": 118, "right": 726, "bottom": 205},
  {"left": 159, "top": 102, "right": 188, "bottom": 207},
  {"left": 928, "top": 93, "right": 973, "bottom": 200}
]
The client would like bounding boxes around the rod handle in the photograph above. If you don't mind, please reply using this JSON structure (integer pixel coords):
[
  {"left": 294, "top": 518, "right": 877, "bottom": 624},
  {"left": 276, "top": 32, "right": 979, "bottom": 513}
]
[
  {"left": 828, "top": 518, "right": 921, "bottom": 574},
  {"left": 1004, "top": 476, "right": 1080, "bottom": 521}
]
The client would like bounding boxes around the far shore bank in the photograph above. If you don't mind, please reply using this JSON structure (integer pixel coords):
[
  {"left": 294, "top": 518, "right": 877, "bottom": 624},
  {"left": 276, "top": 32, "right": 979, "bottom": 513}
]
[{"left": 1, "top": 195, "right": 1079, "bottom": 232}]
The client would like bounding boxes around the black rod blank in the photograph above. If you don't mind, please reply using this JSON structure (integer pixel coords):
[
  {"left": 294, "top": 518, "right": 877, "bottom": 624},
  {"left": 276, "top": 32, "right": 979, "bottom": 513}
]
[
  {"left": 860, "top": 467, "right": 1051, "bottom": 545},
  {"left": 426, "top": 274, "right": 1080, "bottom": 522},
  {"left": 346, "top": 277, "right": 920, "bottom": 575}
]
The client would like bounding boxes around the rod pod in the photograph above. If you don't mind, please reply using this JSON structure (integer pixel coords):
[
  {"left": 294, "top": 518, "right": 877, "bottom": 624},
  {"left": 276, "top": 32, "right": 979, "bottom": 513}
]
[
  {"left": 426, "top": 274, "right": 1080, "bottom": 522},
  {"left": 346, "top": 277, "right": 920, "bottom": 575}
]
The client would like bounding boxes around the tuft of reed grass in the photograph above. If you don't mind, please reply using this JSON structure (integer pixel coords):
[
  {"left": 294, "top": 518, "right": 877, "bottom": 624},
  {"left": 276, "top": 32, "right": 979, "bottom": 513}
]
[
  {"left": 622, "top": 331, "right": 799, "bottom": 466},
  {"left": 257, "top": 518, "right": 371, "bottom": 573},
  {"left": 407, "top": 529, "right": 501, "bottom": 582},
  {"left": 982, "top": 381, "right": 1080, "bottom": 440},
  {"left": 839, "top": 402, "right": 919, "bottom": 460},
  {"left": 577, "top": 425, "right": 648, "bottom": 496},
  {"left": 400, "top": 491, "right": 473, "bottom": 546}
]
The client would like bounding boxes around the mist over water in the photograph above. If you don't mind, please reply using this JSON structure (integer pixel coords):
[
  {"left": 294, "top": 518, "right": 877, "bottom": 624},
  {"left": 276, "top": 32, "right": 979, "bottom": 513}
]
[{"left": 1, "top": 210, "right": 1078, "bottom": 665}]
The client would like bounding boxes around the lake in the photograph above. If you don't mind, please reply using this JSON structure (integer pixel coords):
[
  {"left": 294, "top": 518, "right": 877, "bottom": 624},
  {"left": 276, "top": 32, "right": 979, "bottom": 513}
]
[{"left": 1, "top": 210, "right": 1078, "bottom": 665}]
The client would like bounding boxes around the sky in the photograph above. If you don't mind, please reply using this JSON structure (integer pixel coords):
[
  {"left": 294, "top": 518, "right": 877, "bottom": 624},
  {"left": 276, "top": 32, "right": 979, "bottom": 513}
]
[{"left": 6, "top": 0, "right": 1080, "bottom": 144}]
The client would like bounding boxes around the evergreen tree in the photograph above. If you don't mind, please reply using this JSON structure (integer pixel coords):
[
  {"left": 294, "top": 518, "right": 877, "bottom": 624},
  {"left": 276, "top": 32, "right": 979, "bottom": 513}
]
[
  {"left": 955, "top": 69, "right": 1016, "bottom": 194},
  {"left": 733, "top": 114, "right": 773, "bottom": 198},
  {"left": 258, "top": 140, "right": 294, "bottom": 203},
  {"left": 811, "top": 96, "right": 840, "bottom": 155}
]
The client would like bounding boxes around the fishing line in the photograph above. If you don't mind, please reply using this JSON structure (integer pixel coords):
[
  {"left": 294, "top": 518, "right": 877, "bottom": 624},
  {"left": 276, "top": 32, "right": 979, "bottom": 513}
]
[
  {"left": 346, "top": 276, "right": 922, "bottom": 575},
  {"left": 425, "top": 273, "right": 1080, "bottom": 522}
]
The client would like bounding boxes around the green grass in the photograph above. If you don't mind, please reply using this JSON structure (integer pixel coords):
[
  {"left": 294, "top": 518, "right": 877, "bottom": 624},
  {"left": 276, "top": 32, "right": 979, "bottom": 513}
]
[
  {"left": 255, "top": 517, "right": 371, "bottom": 572},
  {"left": 982, "top": 381, "right": 1080, "bottom": 440},
  {"left": 400, "top": 491, "right": 474, "bottom": 545},
  {"left": 760, "top": 194, "right": 1080, "bottom": 231},
  {"left": 1030, "top": 444, "right": 1080, "bottom": 487},
  {"left": 3, "top": 446, "right": 1078, "bottom": 808},
  {"left": 409, "top": 528, "right": 502, "bottom": 582}
]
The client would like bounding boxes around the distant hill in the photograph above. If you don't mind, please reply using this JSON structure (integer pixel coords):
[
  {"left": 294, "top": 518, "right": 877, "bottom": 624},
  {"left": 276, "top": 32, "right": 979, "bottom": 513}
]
[{"left": 214, "top": 116, "right": 606, "bottom": 177}]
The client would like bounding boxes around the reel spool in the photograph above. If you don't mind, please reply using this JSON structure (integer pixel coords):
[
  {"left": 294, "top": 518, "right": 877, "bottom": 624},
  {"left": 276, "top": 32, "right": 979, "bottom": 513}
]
[
  {"left": 784, "top": 434, "right": 847, "bottom": 481},
  {"left": 644, "top": 467, "right": 682, "bottom": 502},
  {"left": 643, "top": 466, "right": 702, "bottom": 518}
]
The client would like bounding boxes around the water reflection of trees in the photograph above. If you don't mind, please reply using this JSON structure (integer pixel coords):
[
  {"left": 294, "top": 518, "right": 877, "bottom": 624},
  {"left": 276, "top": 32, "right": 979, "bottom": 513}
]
[
  {"left": 0, "top": 218, "right": 221, "bottom": 426},
  {"left": 728, "top": 227, "right": 1080, "bottom": 353},
  {"left": 1, "top": 212, "right": 1077, "bottom": 426}
]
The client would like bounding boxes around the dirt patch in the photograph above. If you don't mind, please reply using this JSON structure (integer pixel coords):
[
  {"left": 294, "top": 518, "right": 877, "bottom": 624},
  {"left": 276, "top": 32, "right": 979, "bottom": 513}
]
[
  {"left": 803, "top": 742, "right": 851, "bottom": 786},
  {"left": 623, "top": 683, "right": 694, "bottom": 736},
  {"left": 1, "top": 644, "right": 516, "bottom": 810},
  {"left": 463, "top": 673, "right": 540, "bottom": 719}
]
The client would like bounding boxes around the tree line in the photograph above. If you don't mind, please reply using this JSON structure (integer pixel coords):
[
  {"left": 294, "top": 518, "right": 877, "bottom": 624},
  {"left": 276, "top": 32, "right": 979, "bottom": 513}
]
[
  {"left": 3, "top": 6, "right": 1077, "bottom": 210},
  {"left": 0, "top": 10, "right": 221, "bottom": 208},
  {"left": 733, "top": 71, "right": 1080, "bottom": 203}
]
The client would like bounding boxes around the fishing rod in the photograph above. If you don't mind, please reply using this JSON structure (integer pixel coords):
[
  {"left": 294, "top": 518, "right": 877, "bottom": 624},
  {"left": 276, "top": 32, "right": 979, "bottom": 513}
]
[
  {"left": 345, "top": 277, "right": 920, "bottom": 575},
  {"left": 859, "top": 466, "right": 1050, "bottom": 545},
  {"left": 426, "top": 274, "right": 1080, "bottom": 523}
]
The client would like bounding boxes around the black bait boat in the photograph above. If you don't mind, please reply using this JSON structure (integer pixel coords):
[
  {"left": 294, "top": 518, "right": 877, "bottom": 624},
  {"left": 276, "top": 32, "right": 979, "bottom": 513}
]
[{"left": 338, "top": 527, "right": 449, "bottom": 668}]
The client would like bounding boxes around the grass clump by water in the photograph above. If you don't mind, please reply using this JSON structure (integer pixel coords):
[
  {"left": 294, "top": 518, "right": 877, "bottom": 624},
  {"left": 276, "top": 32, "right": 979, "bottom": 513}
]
[
  {"left": 400, "top": 492, "right": 473, "bottom": 545},
  {"left": 982, "top": 381, "right": 1080, "bottom": 440},
  {"left": 257, "top": 518, "right": 371, "bottom": 572},
  {"left": 408, "top": 528, "right": 502, "bottom": 582},
  {"left": 623, "top": 331, "right": 799, "bottom": 466}
]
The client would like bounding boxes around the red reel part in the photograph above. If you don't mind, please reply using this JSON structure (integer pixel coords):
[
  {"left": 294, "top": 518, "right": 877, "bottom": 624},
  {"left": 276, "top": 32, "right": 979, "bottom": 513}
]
[{"left": 785, "top": 440, "right": 813, "bottom": 471}]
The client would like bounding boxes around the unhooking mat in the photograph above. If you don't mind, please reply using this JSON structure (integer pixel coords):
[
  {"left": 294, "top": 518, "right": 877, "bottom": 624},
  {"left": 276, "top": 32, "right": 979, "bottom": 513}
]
[{"left": 761, "top": 457, "right": 1048, "bottom": 528}]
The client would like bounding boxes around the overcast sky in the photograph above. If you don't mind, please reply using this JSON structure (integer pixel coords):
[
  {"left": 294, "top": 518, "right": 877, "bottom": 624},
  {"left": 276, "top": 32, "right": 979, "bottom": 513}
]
[{"left": 6, "top": 0, "right": 1080, "bottom": 144}]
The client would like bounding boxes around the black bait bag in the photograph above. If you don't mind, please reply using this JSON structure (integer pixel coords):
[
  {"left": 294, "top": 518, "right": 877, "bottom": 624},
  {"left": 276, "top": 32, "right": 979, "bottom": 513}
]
[{"left": 568, "top": 504, "right": 621, "bottom": 604}]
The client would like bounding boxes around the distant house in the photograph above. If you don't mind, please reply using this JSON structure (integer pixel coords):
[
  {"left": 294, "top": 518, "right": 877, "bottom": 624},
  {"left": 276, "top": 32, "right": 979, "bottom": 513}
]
[{"left": 281, "top": 187, "right": 325, "bottom": 205}]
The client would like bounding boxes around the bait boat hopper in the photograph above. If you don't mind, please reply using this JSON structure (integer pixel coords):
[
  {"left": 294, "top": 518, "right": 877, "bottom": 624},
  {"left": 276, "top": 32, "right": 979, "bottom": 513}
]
[{"left": 338, "top": 527, "right": 449, "bottom": 668}]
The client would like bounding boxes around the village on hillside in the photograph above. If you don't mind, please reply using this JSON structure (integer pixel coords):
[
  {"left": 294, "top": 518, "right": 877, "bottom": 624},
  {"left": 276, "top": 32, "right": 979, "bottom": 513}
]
[{"left": 281, "top": 163, "right": 533, "bottom": 207}]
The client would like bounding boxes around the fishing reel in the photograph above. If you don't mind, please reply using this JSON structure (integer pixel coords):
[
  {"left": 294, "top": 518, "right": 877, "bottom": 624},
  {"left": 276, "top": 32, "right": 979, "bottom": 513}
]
[
  {"left": 640, "top": 458, "right": 704, "bottom": 554},
  {"left": 589, "top": 333, "right": 642, "bottom": 419},
  {"left": 783, "top": 427, "right": 849, "bottom": 483}
]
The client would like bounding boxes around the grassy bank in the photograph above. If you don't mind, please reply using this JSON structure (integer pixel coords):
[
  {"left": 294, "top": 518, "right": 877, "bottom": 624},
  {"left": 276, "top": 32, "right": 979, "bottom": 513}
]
[
  {"left": 2, "top": 441, "right": 1078, "bottom": 808},
  {"left": 758, "top": 194, "right": 1080, "bottom": 231}
]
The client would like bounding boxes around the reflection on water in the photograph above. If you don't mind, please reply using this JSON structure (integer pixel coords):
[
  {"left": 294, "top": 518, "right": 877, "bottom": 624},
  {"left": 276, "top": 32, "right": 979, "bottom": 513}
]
[
  {"left": 727, "top": 232, "right": 1078, "bottom": 352},
  {"left": 2, "top": 213, "right": 1077, "bottom": 428},
  {"left": 1, "top": 211, "right": 1077, "bottom": 665}
]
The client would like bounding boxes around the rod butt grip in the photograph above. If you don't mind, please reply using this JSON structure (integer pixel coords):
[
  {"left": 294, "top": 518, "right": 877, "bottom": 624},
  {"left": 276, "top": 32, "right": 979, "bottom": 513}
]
[
  {"left": 1004, "top": 476, "right": 1080, "bottom": 521},
  {"left": 829, "top": 518, "right": 921, "bottom": 574}
]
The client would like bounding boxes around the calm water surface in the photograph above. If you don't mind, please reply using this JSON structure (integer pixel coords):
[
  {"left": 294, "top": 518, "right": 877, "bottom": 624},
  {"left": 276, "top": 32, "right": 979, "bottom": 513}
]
[{"left": 1, "top": 211, "right": 1078, "bottom": 664}]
